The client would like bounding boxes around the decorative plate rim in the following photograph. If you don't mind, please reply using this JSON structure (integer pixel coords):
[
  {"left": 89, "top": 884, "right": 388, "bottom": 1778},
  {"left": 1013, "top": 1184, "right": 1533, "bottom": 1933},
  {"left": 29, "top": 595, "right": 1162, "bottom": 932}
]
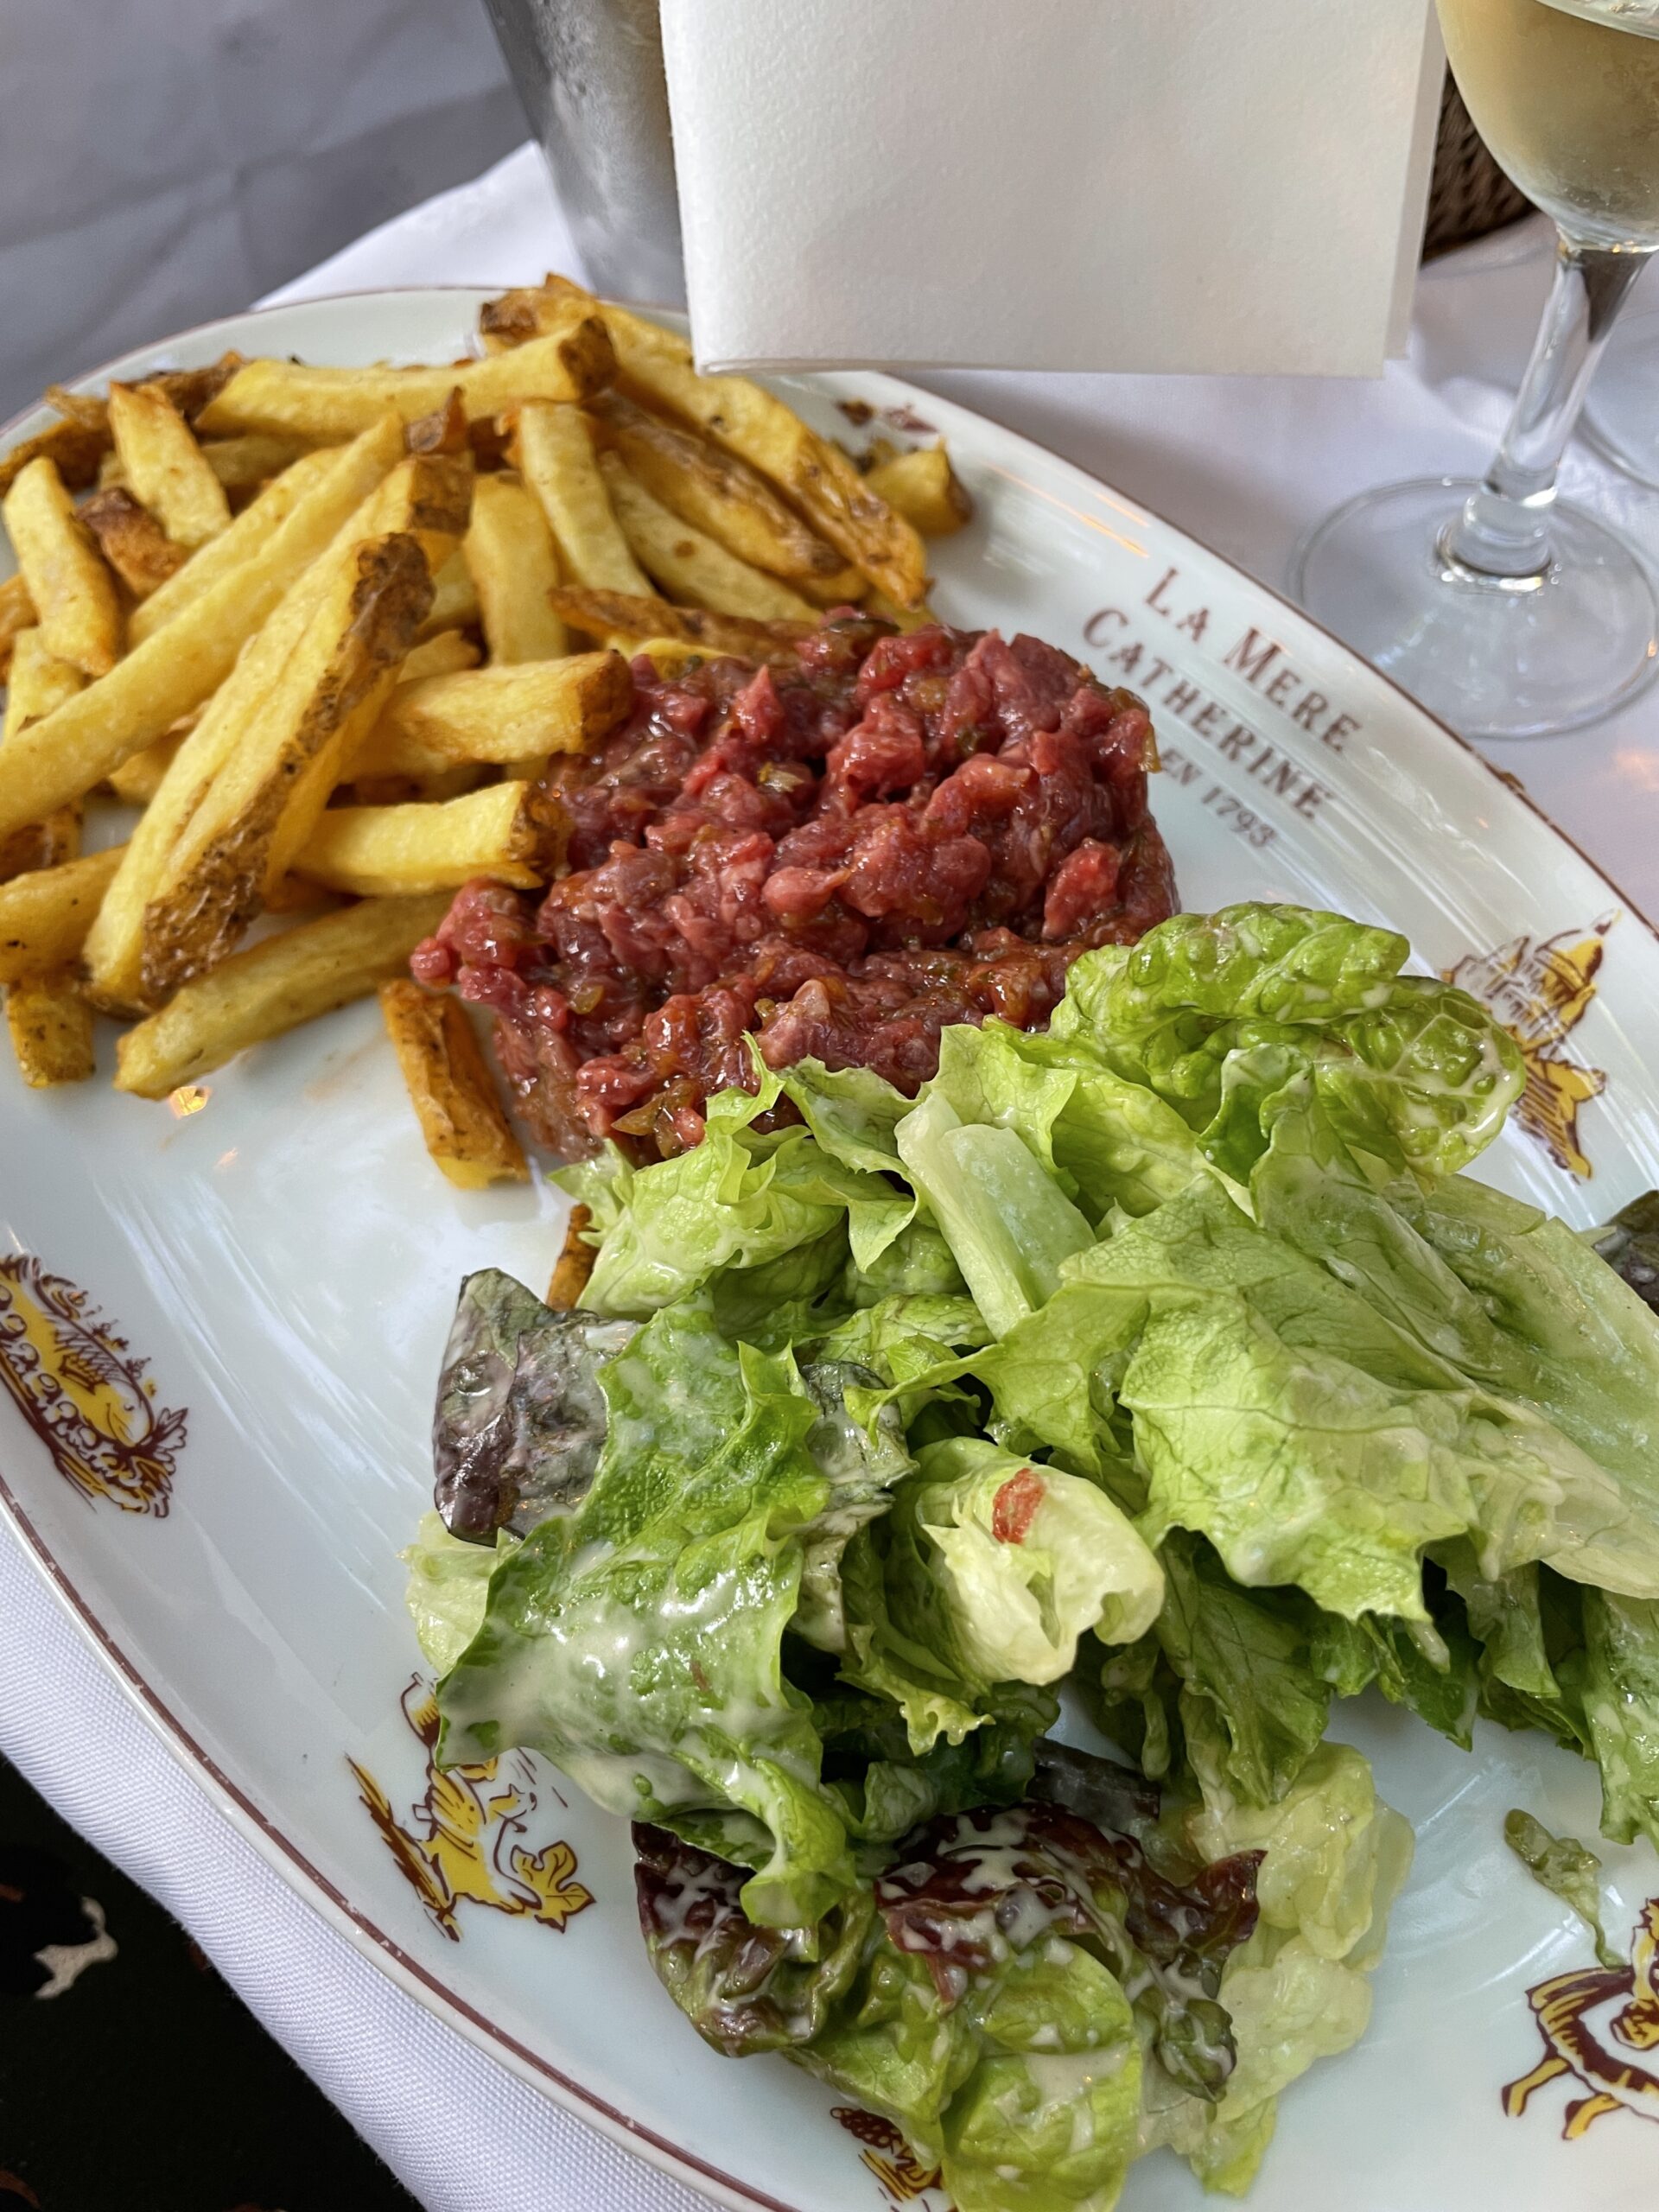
[{"left": 5, "top": 283, "right": 1657, "bottom": 2212}]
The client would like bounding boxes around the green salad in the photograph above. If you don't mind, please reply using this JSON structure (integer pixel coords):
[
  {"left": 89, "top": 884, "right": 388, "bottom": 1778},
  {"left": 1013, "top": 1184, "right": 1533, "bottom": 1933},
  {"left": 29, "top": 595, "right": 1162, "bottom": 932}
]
[{"left": 404, "top": 901, "right": 1659, "bottom": 2211}]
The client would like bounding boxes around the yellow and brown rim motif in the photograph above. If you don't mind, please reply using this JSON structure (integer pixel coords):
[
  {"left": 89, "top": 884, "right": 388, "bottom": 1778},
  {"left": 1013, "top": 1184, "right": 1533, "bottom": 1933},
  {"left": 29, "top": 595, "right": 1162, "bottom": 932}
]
[
  {"left": 0, "top": 1254, "right": 186, "bottom": 1514},
  {"left": 1445, "top": 915, "right": 1615, "bottom": 1180},
  {"left": 348, "top": 1676, "right": 593, "bottom": 1943},
  {"left": 1507, "top": 1895, "right": 1659, "bottom": 2139},
  {"left": 830, "top": 2108, "right": 944, "bottom": 2206}
]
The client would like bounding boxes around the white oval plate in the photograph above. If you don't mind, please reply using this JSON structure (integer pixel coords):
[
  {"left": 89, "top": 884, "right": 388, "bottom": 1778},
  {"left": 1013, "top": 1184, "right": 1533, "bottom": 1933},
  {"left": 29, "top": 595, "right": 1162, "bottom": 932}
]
[{"left": 4, "top": 289, "right": 1659, "bottom": 2212}]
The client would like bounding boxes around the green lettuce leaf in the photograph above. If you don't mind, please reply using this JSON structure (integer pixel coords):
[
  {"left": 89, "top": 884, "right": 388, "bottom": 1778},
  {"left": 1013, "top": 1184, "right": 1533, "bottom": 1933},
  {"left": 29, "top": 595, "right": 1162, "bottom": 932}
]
[
  {"left": 400, "top": 1511, "right": 520, "bottom": 1675},
  {"left": 908, "top": 1439, "right": 1165, "bottom": 1679},
  {"left": 574, "top": 1077, "right": 911, "bottom": 1317},
  {"left": 1150, "top": 1739, "right": 1413, "bottom": 2194},
  {"left": 928, "top": 1020, "right": 1203, "bottom": 1223},
  {"left": 1504, "top": 1808, "right": 1620, "bottom": 1967},
  {"left": 894, "top": 1088, "right": 1095, "bottom": 1339},
  {"left": 1032, "top": 1180, "right": 1659, "bottom": 1621},
  {"left": 1256, "top": 1145, "right": 1659, "bottom": 1520},
  {"left": 436, "top": 1302, "right": 856, "bottom": 1929},
  {"left": 635, "top": 1785, "right": 1266, "bottom": 2212},
  {"left": 1581, "top": 1587, "right": 1659, "bottom": 1853},
  {"left": 1055, "top": 905, "right": 1522, "bottom": 1182}
]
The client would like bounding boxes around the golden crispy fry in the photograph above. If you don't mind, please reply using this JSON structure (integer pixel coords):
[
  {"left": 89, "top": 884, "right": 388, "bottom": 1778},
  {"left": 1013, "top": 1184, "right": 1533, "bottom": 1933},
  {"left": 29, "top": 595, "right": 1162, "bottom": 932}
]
[
  {"left": 596, "top": 454, "right": 817, "bottom": 620},
  {"left": 0, "top": 420, "right": 405, "bottom": 845},
  {"left": 83, "top": 445, "right": 460, "bottom": 1010},
  {"left": 513, "top": 402, "right": 651, "bottom": 597},
  {"left": 105, "top": 728, "right": 185, "bottom": 804},
  {"left": 1, "top": 630, "right": 86, "bottom": 880},
  {"left": 198, "top": 433, "right": 314, "bottom": 492},
  {"left": 114, "top": 891, "right": 451, "bottom": 1098},
  {"left": 379, "top": 980, "right": 528, "bottom": 1189},
  {"left": 196, "top": 312, "right": 614, "bottom": 442},
  {"left": 262, "top": 875, "right": 343, "bottom": 916},
  {"left": 463, "top": 473, "right": 566, "bottom": 661},
  {"left": 546, "top": 1204, "right": 596, "bottom": 1309},
  {"left": 296, "top": 781, "right": 562, "bottom": 898},
  {"left": 6, "top": 972, "right": 95, "bottom": 1086},
  {"left": 421, "top": 548, "right": 481, "bottom": 638},
  {"left": 3, "top": 626, "right": 84, "bottom": 741},
  {"left": 479, "top": 283, "right": 568, "bottom": 348},
  {"left": 493, "top": 279, "right": 926, "bottom": 606},
  {"left": 865, "top": 444, "right": 972, "bottom": 538},
  {"left": 41, "top": 385, "right": 105, "bottom": 433},
  {"left": 404, "top": 391, "right": 468, "bottom": 456},
  {"left": 590, "top": 393, "right": 863, "bottom": 604},
  {"left": 546, "top": 584, "right": 814, "bottom": 663},
  {"left": 0, "top": 415, "right": 110, "bottom": 502},
  {"left": 128, "top": 447, "right": 340, "bottom": 645},
  {"left": 356, "top": 652, "right": 631, "bottom": 779},
  {"left": 138, "top": 533, "right": 434, "bottom": 999},
  {"left": 864, "top": 586, "right": 938, "bottom": 632},
  {"left": 148, "top": 355, "right": 247, "bottom": 423},
  {"left": 398, "top": 629, "right": 480, "bottom": 683},
  {"left": 108, "top": 383, "right": 232, "bottom": 549},
  {"left": 79, "top": 488, "right": 188, "bottom": 599},
  {"left": 3, "top": 457, "right": 124, "bottom": 677},
  {"left": 0, "top": 573, "right": 35, "bottom": 678},
  {"left": 0, "top": 846, "right": 125, "bottom": 984}
]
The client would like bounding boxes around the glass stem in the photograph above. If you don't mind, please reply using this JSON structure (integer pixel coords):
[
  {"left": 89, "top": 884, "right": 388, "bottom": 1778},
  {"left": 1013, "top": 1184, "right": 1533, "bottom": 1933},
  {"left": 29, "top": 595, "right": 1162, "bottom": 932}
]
[{"left": 1442, "top": 233, "right": 1649, "bottom": 583}]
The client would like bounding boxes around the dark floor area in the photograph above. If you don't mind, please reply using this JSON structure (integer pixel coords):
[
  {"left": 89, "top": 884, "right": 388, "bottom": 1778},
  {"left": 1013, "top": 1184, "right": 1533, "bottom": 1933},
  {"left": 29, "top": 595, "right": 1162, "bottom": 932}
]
[{"left": 0, "top": 1753, "right": 420, "bottom": 2212}]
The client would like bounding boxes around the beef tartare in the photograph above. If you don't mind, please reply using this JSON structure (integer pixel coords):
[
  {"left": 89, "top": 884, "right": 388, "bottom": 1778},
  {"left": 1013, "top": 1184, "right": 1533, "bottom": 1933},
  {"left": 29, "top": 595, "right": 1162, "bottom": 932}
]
[{"left": 412, "top": 613, "right": 1177, "bottom": 1157}]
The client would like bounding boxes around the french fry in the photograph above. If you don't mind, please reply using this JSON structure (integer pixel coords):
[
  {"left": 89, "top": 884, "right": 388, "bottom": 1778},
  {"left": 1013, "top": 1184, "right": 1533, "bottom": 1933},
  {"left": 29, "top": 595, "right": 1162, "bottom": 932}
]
[
  {"left": 0, "top": 415, "right": 111, "bottom": 502},
  {"left": 421, "top": 548, "right": 481, "bottom": 638},
  {"left": 0, "top": 846, "right": 125, "bottom": 985},
  {"left": 0, "top": 573, "right": 35, "bottom": 678},
  {"left": 0, "top": 419, "right": 405, "bottom": 844},
  {"left": 546, "top": 585, "right": 814, "bottom": 664},
  {"left": 138, "top": 532, "right": 434, "bottom": 999},
  {"left": 865, "top": 586, "right": 939, "bottom": 633},
  {"left": 3, "top": 627, "right": 85, "bottom": 742},
  {"left": 463, "top": 473, "right": 566, "bottom": 661},
  {"left": 379, "top": 980, "right": 528, "bottom": 1187},
  {"left": 592, "top": 392, "right": 862, "bottom": 603},
  {"left": 147, "top": 354, "right": 248, "bottom": 423},
  {"left": 83, "top": 445, "right": 462, "bottom": 1010},
  {"left": 199, "top": 433, "right": 314, "bottom": 493},
  {"left": 514, "top": 402, "right": 650, "bottom": 597},
  {"left": 106, "top": 728, "right": 185, "bottom": 804},
  {"left": 404, "top": 391, "right": 468, "bottom": 456},
  {"left": 865, "top": 445, "right": 972, "bottom": 537},
  {"left": 6, "top": 973, "right": 95, "bottom": 1086},
  {"left": 108, "top": 383, "right": 232, "bottom": 549},
  {"left": 546, "top": 1204, "right": 596, "bottom": 1308},
  {"left": 129, "top": 447, "right": 340, "bottom": 645},
  {"left": 196, "top": 310, "right": 614, "bottom": 442},
  {"left": 114, "top": 891, "right": 451, "bottom": 1098},
  {"left": 355, "top": 652, "right": 631, "bottom": 778},
  {"left": 491, "top": 279, "right": 926, "bottom": 607},
  {"left": 3, "top": 458, "right": 124, "bottom": 677},
  {"left": 79, "top": 488, "right": 188, "bottom": 599},
  {"left": 295, "top": 781, "right": 563, "bottom": 898},
  {"left": 398, "top": 629, "right": 480, "bottom": 683},
  {"left": 1, "top": 630, "right": 86, "bottom": 880},
  {"left": 596, "top": 454, "right": 817, "bottom": 620}
]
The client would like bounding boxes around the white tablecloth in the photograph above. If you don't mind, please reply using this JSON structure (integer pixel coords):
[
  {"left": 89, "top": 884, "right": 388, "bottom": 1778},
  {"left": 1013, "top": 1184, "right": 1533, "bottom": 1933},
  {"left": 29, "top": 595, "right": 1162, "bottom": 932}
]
[{"left": 6, "top": 140, "right": 1659, "bottom": 2212}]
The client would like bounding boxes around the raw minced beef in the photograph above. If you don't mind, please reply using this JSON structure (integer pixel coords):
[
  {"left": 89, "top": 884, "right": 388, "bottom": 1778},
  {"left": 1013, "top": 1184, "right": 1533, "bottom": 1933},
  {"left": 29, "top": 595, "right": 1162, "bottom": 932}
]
[{"left": 411, "top": 613, "right": 1177, "bottom": 1158}]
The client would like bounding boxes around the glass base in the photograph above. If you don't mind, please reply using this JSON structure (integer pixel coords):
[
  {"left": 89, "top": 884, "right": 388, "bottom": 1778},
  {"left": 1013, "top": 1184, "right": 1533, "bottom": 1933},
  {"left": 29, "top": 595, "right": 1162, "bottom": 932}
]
[
  {"left": 1581, "top": 304, "right": 1659, "bottom": 490},
  {"left": 1288, "top": 476, "right": 1659, "bottom": 741}
]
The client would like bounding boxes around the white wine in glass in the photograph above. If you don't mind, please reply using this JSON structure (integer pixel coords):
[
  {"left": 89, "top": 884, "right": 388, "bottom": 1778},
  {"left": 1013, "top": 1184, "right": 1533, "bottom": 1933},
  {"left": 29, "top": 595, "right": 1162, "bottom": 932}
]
[
  {"left": 1440, "top": 0, "right": 1659, "bottom": 247},
  {"left": 1291, "top": 0, "right": 1659, "bottom": 741}
]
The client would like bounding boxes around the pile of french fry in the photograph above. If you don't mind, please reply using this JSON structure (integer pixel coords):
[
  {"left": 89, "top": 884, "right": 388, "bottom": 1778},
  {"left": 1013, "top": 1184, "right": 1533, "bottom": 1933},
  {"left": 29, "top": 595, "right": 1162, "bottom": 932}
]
[{"left": 0, "top": 276, "right": 970, "bottom": 1187}]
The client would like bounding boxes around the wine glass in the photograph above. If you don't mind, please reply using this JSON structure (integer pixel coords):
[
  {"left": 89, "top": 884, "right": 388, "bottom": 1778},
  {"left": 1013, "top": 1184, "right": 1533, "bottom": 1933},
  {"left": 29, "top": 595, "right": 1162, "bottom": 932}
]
[{"left": 1290, "top": 0, "right": 1659, "bottom": 742}]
